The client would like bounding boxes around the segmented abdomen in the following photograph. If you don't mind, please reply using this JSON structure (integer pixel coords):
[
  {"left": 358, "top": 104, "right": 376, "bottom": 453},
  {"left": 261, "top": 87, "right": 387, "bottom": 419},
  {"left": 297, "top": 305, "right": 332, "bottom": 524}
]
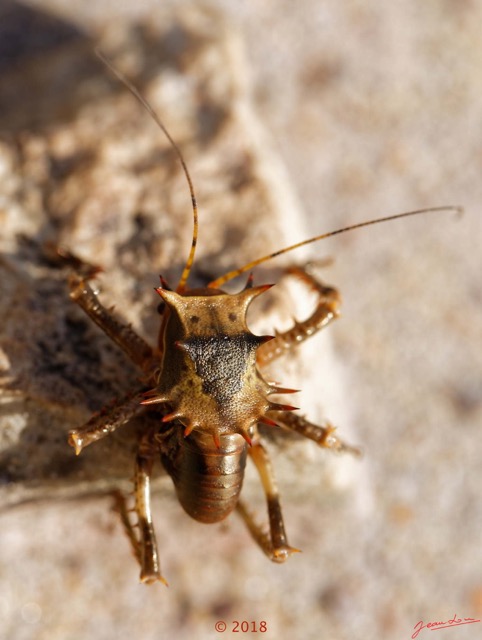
[{"left": 162, "top": 430, "right": 247, "bottom": 524}]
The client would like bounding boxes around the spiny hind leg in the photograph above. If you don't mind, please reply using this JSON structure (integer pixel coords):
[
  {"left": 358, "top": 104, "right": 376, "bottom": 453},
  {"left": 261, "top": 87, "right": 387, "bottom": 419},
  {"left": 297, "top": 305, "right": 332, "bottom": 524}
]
[
  {"left": 115, "top": 432, "right": 167, "bottom": 585},
  {"left": 237, "top": 433, "right": 299, "bottom": 563},
  {"left": 68, "top": 389, "right": 146, "bottom": 454},
  {"left": 269, "top": 411, "right": 361, "bottom": 456}
]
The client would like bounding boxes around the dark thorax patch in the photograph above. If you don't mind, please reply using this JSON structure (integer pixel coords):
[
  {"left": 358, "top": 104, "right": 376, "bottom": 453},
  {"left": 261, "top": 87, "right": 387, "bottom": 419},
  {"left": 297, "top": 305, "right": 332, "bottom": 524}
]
[{"left": 181, "top": 333, "right": 262, "bottom": 403}]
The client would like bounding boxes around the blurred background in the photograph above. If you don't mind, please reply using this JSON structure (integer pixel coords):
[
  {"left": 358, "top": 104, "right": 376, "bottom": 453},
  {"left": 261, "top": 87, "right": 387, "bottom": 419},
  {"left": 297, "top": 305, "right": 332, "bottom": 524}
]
[{"left": 0, "top": 2, "right": 480, "bottom": 639}]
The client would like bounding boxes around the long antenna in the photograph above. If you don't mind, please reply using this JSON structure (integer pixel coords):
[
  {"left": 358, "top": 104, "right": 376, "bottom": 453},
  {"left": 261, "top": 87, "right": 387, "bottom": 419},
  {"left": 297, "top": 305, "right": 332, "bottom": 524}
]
[
  {"left": 207, "top": 206, "right": 462, "bottom": 289},
  {"left": 96, "top": 50, "right": 198, "bottom": 294}
]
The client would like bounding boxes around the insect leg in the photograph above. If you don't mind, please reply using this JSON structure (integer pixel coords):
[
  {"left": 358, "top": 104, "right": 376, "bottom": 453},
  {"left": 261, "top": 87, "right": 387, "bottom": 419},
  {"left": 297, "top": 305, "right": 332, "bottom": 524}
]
[
  {"left": 69, "top": 274, "right": 155, "bottom": 371},
  {"left": 257, "top": 265, "right": 340, "bottom": 367},
  {"left": 68, "top": 389, "right": 146, "bottom": 454},
  {"left": 112, "top": 436, "right": 166, "bottom": 585},
  {"left": 237, "top": 434, "right": 300, "bottom": 563},
  {"left": 269, "top": 411, "right": 361, "bottom": 456},
  {"left": 132, "top": 431, "right": 166, "bottom": 585}
]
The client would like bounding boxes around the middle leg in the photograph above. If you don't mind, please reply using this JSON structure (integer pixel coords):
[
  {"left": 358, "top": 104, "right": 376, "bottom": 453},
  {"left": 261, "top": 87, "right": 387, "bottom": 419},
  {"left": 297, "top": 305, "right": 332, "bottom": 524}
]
[
  {"left": 68, "top": 388, "right": 147, "bottom": 455},
  {"left": 268, "top": 410, "right": 361, "bottom": 456}
]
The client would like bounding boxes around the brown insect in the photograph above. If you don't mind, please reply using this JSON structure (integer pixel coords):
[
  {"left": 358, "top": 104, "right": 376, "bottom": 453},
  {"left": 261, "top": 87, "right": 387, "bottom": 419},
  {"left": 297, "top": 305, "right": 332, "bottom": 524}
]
[{"left": 64, "top": 56, "right": 459, "bottom": 585}]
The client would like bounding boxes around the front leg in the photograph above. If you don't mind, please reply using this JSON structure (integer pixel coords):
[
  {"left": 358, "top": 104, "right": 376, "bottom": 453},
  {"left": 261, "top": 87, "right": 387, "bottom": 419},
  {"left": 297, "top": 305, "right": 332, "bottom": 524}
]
[
  {"left": 257, "top": 265, "right": 340, "bottom": 367},
  {"left": 69, "top": 274, "right": 155, "bottom": 372}
]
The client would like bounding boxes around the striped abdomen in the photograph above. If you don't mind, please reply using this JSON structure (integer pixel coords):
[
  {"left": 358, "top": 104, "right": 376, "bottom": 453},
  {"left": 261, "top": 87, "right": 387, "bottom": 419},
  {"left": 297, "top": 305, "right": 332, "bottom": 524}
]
[{"left": 162, "top": 430, "right": 247, "bottom": 523}]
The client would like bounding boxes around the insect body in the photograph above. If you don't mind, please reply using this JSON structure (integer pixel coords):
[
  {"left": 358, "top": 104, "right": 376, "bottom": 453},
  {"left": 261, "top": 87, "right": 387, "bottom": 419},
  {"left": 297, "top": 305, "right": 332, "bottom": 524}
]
[
  {"left": 67, "top": 256, "right": 346, "bottom": 583},
  {"left": 65, "top": 57, "right": 459, "bottom": 584}
]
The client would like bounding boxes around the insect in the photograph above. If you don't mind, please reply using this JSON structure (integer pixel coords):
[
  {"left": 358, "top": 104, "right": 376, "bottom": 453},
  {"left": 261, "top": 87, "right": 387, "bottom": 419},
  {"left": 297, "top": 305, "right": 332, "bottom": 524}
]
[{"left": 64, "top": 55, "right": 459, "bottom": 585}]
